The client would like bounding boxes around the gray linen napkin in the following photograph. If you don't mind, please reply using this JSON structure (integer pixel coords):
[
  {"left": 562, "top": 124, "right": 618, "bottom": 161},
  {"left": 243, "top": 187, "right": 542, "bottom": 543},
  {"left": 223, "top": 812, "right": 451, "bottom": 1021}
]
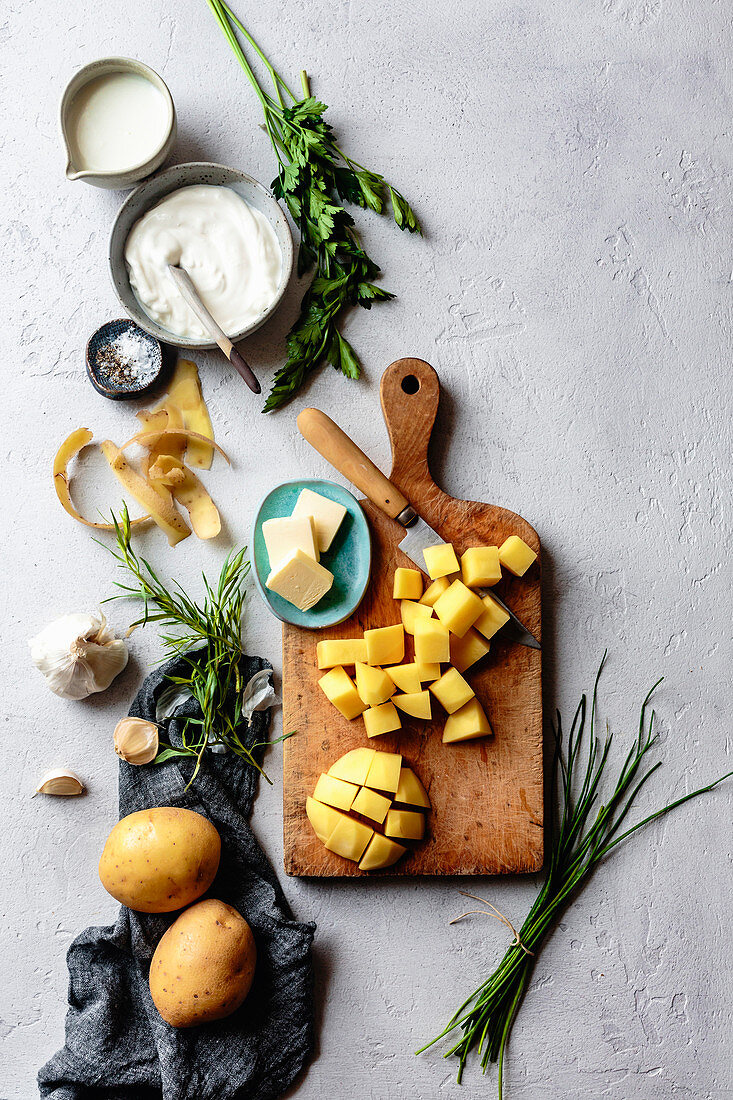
[{"left": 38, "top": 652, "right": 315, "bottom": 1100}]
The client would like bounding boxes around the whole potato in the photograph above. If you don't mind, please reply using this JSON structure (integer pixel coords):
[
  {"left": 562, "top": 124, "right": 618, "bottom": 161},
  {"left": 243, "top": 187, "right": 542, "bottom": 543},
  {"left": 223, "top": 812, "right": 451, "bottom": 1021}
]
[
  {"left": 99, "top": 807, "right": 220, "bottom": 913},
  {"left": 149, "top": 898, "right": 256, "bottom": 1027}
]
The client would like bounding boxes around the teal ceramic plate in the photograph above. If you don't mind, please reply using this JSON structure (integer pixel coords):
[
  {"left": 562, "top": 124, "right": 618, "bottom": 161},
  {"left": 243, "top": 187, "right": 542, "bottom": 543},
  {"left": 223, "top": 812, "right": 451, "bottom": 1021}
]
[{"left": 252, "top": 478, "right": 371, "bottom": 628}]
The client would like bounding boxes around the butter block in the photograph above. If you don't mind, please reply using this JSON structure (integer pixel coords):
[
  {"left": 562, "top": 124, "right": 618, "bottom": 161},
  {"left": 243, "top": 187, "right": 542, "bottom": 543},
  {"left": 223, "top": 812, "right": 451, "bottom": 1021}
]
[
  {"left": 449, "top": 628, "right": 491, "bottom": 673},
  {"left": 351, "top": 785, "right": 391, "bottom": 824},
  {"left": 384, "top": 808, "right": 425, "bottom": 840},
  {"left": 461, "top": 546, "right": 501, "bottom": 587},
  {"left": 317, "top": 638, "right": 367, "bottom": 669},
  {"left": 393, "top": 567, "right": 423, "bottom": 600},
  {"left": 355, "top": 662, "right": 395, "bottom": 707},
  {"left": 312, "top": 772, "right": 359, "bottom": 811},
  {"left": 395, "top": 767, "right": 430, "bottom": 809},
  {"left": 266, "top": 548, "right": 333, "bottom": 611},
  {"left": 474, "top": 594, "right": 510, "bottom": 640},
  {"left": 318, "top": 666, "right": 367, "bottom": 720},
  {"left": 325, "top": 815, "right": 374, "bottom": 862},
  {"left": 306, "top": 796, "right": 347, "bottom": 843},
  {"left": 420, "top": 576, "right": 451, "bottom": 607},
  {"left": 263, "top": 515, "right": 319, "bottom": 567},
  {"left": 358, "top": 833, "right": 407, "bottom": 871},
  {"left": 413, "top": 617, "right": 451, "bottom": 664},
  {"left": 393, "top": 690, "right": 432, "bottom": 719},
  {"left": 363, "top": 701, "right": 402, "bottom": 738},
  {"left": 364, "top": 750, "right": 402, "bottom": 793},
  {"left": 384, "top": 662, "right": 422, "bottom": 695},
  {"left": 423, "top": 542, "right": 459, "bottom": 580},
  {"left": 430, "top": 667, "right": 475, "bottom": 713},
  {"left": 433, "top": 579, "right": 485, "bottom": 638},
  {"left": 400, "top": 599, "right": 434, "bottom": 636},
  {"left": 498, "top": 535, "right": 537, "bottom": 577},
  {"left": 291, "top": 487, "right": 347, "bottom": 552},
  {"left": 364, "top": 624, "right": 405, "bottom": 666},
  {"left": 442, "top": 697, "right": 493, "bottom": 743},
  {"left": 328, "top": 747, "right": 376, "bottom": 785}
]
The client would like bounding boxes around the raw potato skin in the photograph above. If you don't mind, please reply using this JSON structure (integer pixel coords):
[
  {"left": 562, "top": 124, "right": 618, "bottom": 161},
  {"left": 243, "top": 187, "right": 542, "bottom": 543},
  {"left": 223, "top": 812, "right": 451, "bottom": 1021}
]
[
  {"left": 149, "top": 898, "right": 257, "bottom": 1028},
  {"left": 98, "top": 807, "right": 221, "bottom": 913}
]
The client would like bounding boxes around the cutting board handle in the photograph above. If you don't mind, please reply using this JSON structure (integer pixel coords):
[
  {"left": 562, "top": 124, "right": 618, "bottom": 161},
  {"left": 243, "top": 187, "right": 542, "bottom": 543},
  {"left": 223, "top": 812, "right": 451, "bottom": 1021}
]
[{"left": 381, "top": 358, "right": 440, "bottom": 490}]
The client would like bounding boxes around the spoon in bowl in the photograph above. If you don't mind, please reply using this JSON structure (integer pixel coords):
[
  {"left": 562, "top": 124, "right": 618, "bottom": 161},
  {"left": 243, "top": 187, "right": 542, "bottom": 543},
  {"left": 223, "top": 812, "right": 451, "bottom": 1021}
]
[{"left": 167, "top": 264, "right": 261, "bottom": 393}]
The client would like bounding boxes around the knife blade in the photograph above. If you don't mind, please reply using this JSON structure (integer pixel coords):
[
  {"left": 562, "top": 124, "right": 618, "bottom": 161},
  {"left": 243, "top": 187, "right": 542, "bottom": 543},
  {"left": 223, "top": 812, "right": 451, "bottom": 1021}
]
[
  {"left": 398, "top": 514, "right": 540, "bottom": 650},
  {"left": 296, "top": 407, "right": 540, "bottom": 650}
]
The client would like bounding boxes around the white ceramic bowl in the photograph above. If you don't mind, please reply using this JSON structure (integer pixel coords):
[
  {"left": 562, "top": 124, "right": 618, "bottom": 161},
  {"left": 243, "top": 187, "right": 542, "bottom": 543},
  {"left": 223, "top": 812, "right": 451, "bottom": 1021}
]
[
  {"left": 108, "top": 162, "right": 294, "bottom": 349},
  {"left": 60, "top": 57, "right": 176, "bottom": 190}
]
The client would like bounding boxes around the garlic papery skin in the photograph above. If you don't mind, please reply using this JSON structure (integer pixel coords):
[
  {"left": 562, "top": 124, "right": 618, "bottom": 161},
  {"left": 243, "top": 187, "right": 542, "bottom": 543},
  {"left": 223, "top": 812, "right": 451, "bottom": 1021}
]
[
  {"left": 114, "top": 717, "right": 159, "bottom": 765},
  {"left": 29, "top": 612, "right": 128, "bottom": 700},
  {"left": 34, "top": 768, "right": 85, "bottom": 797}
]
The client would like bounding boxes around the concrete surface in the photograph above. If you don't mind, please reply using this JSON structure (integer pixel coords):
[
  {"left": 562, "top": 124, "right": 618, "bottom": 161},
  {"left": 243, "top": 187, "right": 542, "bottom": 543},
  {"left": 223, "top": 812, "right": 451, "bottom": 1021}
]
[{"left": 1, "top": 0, "right": 731, "bottom": 1096}]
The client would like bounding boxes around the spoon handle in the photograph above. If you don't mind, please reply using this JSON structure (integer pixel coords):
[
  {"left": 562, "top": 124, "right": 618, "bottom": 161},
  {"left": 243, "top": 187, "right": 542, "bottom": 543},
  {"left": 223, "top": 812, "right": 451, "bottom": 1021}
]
[{"left": 167, "top": 265, "right": 261, "bottom": 394}]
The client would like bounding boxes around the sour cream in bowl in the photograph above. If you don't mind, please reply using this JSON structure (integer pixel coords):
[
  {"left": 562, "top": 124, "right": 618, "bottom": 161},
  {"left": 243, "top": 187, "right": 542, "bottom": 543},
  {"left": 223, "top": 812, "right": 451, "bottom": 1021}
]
[{"left": 109, "top": 163, "right": 294, "bottom": 349}]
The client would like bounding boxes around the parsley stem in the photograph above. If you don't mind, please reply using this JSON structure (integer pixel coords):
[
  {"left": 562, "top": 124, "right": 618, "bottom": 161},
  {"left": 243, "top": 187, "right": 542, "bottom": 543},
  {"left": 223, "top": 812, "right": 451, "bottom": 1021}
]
[{"left": 300, "top": 69, "right": 311, "bottom": 97}]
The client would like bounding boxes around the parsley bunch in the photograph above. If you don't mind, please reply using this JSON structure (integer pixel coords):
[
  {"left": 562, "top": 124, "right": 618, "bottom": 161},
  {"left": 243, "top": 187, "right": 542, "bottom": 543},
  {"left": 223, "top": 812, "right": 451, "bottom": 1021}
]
[{"left": 206, "top": 0, "right": 421, "bottom": 410}]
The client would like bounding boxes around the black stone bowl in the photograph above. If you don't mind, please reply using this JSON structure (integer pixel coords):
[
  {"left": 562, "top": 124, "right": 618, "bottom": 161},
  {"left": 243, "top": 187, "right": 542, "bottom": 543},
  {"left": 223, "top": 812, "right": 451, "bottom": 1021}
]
[{"left": 86, "top": 319, "right": 172, "bottom": 400}]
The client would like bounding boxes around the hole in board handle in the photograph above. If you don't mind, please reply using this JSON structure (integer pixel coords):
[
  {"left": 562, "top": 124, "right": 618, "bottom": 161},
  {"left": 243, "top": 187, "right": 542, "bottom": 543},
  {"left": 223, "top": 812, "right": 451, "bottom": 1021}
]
[{"left": 401, "top": 374, "right": 420, "bottom": 395}]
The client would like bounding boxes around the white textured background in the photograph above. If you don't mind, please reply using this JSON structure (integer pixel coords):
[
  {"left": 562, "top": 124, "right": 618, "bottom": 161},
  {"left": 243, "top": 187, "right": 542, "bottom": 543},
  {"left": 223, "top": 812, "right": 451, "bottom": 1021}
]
[{"left": 1, "top": 0, "right": 731, "bottom": 1096}]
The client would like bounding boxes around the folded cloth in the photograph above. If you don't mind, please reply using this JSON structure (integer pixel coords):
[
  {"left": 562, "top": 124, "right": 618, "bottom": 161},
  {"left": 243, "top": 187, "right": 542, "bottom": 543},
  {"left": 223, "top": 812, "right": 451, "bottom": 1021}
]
[{"left": 39, "top": 652, "right": 315, "bottom": 1100}]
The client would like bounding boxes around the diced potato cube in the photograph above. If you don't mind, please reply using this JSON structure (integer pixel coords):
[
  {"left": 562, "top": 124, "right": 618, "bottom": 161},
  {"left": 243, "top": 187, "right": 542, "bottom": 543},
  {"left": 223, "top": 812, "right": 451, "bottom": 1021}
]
[
  {"left": 393, "top": 567, "right": 423, "bottom": 600},
  {"left": 420, "top": 576, "right": 451, "bottom": 607},
  {"left": 364, "top": 750, "right": 402, "bottom": 793},
  {"left": 430, "top": 667, "right": 475, "bottom": 713},
  {"left": 384, "top": 808, "right": 425, "bottom": 840},
  {"left": 393, "top": 690, "right": 432, "bottom": 719},
  {"left": 318, "top": 666, "right": 367, "bottom": 720},
  {"left": 355, "top": 662, "right": 395, "bottom": 707},
  {"left": 474, "top": 594, "right": 510, "bottom": 640},
  {"left": 358, "top": 833, "right": 407, "bottom": 870},
  {"left": 328, "top": 747, "right": 376, "bottom": 786},
  {"left": 316, "top": 638, "right": 367, "bottom": 669},
  {"left": 433, "top": 580, "right": 485, "bottom": 638},
  {"left": 423, "top": 542, "right": 459, "bottom": 579},
  {"left": 395, "top": 767, "right": 430, "bottom": 809},
  {"left": 449, "top": 628, "right": 491, "bottom": 673},
  {"left": 413, "top": 617, "right": 451, "bottom": 664},
  {"left": 363, "top": 701, "right": 402, "bottom": 738},
  {"left": 364, "top": 624, "right": 405, "bottom": 666},
  {"left": 325, "top": 816, "right": 374, "bottom": 861},
  {"left": 351, "top": 785, "right": 392, "bottom": 824},
  {"left": 306, "top": 796, "right": 347, "bottom": 843},
  {"left": 400, "top": 599, "right": 434, "bottom": 636},
  {"left": 442, "top": 697, "right": 493, "bottom": 743},
  {"left": 416, "top": 660, "right": 442, "bottom": 682},
  {"left": 312, "top": 772, "right": 359, "bottom": 811},
  {"left": 498, "top": 535, "right": 537, "bottom": 577},
  {"left": 384, "top": 662, "right": 422, "bottom": 694},
  {"left": 461, "top": 546, "right": 501, "bottom": 587}
]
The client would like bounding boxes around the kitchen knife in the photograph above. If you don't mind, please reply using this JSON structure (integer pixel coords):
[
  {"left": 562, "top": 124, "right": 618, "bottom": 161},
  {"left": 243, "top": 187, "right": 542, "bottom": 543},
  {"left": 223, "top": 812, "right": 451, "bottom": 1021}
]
[{"left": 296, "top": 408, "right": 540, "bottom": 650}]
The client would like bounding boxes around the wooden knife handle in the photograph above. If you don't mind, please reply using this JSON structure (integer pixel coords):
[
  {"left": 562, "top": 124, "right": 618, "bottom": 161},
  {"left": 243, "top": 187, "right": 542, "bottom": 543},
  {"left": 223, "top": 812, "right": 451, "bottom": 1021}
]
[{"left": 297, "top": 408, "right": 410, "bottom": 519}]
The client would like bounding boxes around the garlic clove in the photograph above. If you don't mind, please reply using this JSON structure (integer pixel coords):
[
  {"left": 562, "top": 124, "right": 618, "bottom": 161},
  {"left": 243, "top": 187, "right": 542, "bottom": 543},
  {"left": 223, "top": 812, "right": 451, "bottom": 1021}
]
[
  {"left": 29, "top": 611, "right": 129, "bottom": 700},
  {"left": 114, "top": 717, "right": 159, "bottom": 766},
  {"left": 34, "top": 768, "right": 85, "bottom": 797}
]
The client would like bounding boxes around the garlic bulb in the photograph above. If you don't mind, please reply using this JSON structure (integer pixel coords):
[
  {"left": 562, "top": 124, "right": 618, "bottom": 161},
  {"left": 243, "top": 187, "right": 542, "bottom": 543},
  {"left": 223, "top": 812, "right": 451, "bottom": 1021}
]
[
  {"left": 29, "top": 612, "right": 128, "bottom": 700},
  {"left": 35, "top": 768, "right": 85, "bottom": 797},
  {"left": 114, "top": 717, "right": 159, "bottom": 765}
]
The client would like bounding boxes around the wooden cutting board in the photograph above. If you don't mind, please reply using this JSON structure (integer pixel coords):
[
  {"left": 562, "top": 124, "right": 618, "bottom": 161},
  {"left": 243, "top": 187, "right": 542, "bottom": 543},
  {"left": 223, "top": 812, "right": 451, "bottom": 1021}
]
[{"left": 282, "top": 358, "right": 543, "bottom": 876}]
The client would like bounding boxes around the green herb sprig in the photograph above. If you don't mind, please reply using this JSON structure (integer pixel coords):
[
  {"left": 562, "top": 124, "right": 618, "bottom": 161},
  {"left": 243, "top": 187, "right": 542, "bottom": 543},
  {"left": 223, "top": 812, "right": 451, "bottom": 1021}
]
[
  {"left": 205, "top": 0, "right": 421, "bottom": 411},
  {"left": 102, "top": 507, "right": 288, "bottom": 785},
  {"left": 418, "top": 656, "right": 732, "bottom": 1094}
]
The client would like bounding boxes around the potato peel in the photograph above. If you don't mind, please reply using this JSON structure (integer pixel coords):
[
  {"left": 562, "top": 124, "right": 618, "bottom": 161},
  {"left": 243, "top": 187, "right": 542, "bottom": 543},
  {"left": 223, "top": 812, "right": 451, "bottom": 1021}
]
[
  {"left": 123, "top": 428, "right": 231, "bottom": 465},
  {"left": 167, "top": 360, "right": 215, "bottom": 470},
  {"left": 53, "top": 428, "right": 149, "bottom": 531},
  {"left": 100, "top": 441, "right": 190, "bottom": 547}
]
